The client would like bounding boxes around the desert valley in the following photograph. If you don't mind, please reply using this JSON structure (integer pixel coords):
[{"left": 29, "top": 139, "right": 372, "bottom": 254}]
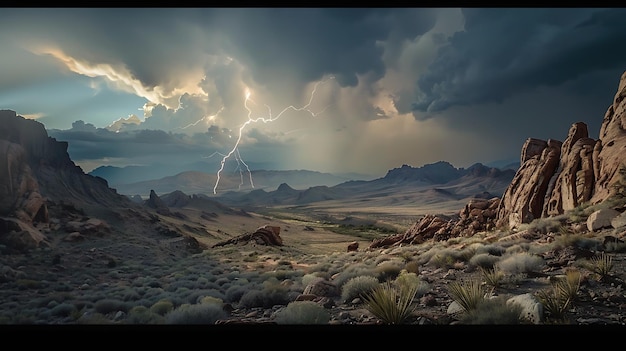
[{"left": 2, "top": 70, "right": 626, "bottom": 330}]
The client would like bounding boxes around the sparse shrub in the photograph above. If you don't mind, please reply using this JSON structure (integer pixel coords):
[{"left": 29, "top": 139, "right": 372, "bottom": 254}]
[
  {"left": 394, "top": 270, "right": 430, "bottom": 297},
  {"left": 149, "top": 299, "right": 174, "bottom": 316},
  {"left": 497, "top": 252, "right": 545, "bottom": 274},
  {"left": 77, "top": 312, "right": 114, "bottom": 324},
  {"left": 474, "top": 244, "right": 506, "bottom": 256},
  {"left": 460, "top": 296, "right": 524, "bottom": 324},
  {"left": 274, "top": 301, "right": 330, "bottom": 325},
  {"left": 341, "top": 275, "right": 380, "bottom": 303},
  {"left": 469, "top": 253, "right": 501, "bottom": 269},
  {"left": 458, "top": 246, "right": 477, "bottom": 262},
  {"left": 363, "top": 281, "right": 417, "bottom": 325},
  {"left": 447, "top": 279, "right": 486, "bottom": 313},
  {"left": 552, "top": 233, "right": 582, "bottom": 249},
  {"left": 164, "top": 302, "right": 228, "bottom": 324},
  {"left": 403, "top": 260, "right": 420, "bottom": 274},
  {"left": 375, "top": 261, "right": 403, "bottom": 282},
  {"left": 94, "top": 298, "right": 129, "bottom": 315},
  {"left": 332, "top": 263, "right": 377, "bottom": 289},
  {"left": 429, "top": 251, "right": 456, "bottom": 269},
  {"left": 301, "top": 273, "right": 322, "bottom": 287},
  {"left": 16, "top": 279, "right": 45, "bottom": 290},
  {"left": 48, "top": 302, "right": 77, "bottom": 318},
  {"left": 604, "top": 238, "right": 626, "bottom": 253},
  {"left": 224, "top": 285, "right": 249, "bottom": 303},
  {"left": 126, "top": 305, "right": 165, "bottom": 324},
  {"left": 518, "top": 217, "right": 564, "bottom": 234},
  {"left": 238, "top": 278, "right": 290, "bottom": 308}
]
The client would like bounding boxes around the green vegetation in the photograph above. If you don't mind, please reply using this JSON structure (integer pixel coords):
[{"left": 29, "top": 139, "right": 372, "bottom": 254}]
[
  {"left": 362, "top": 281, "right": 418, "bottom": 324},
  {"left": 274, "top": 301, "right": 330, "bottom": 324},
  {"left": 589, "top": 252, "right": 614, "bottom": 281},
  {"left": 536, "top": 269, "right": 581, "bottom": 324},
  {"left": 341, "top": 275, "right": 380, "bottom": 303},
  {"left": 447, "top": 279, "right": 486, "bottom": 314}
]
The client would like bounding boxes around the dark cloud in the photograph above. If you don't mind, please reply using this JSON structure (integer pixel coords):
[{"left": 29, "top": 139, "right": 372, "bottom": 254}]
[
  {"left": 206, "top": 8, "right": 438, "bottom": 90},
  {"left": 412, "top": 8, "right": 626, "bottom": 116}
]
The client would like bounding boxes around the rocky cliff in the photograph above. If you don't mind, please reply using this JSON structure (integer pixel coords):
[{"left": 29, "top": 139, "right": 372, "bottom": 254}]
[
  {"left": 0, "top": 110, "right": 131, "bottom": 246},
  {"left": 496, "top": 71, "right": 626, "bottom": 230}
]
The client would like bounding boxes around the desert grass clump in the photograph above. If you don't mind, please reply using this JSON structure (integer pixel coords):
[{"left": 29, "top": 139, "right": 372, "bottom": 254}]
[
  {"left": 447, "top": 279, "right": 486, "bottom": 313},
  {"left": 459, "top": 296, "right": 524, "bottom": 324},
  {"left": 518, "top": 216, "right": 564, "bottom": 234},
  {"left": 274, "top": 301, "right": 330, "bottom": 325},
  {"left": 469, "top": 253, "right": 501, "bottom": 269},
  {"left": 496, "top": 252, "right": 545, "bottom": 274},
  {"left": 362, "top": 281, "right": 418, "bottom": 325},
  {"left": 341, "top": 275, "right": 380, "bottom": 303},
  {"left": 589, "top": 252, "right": 614, "bottom": 280},
  {"left": 164, "top": 302, "right": 228, "bottom": 324}
]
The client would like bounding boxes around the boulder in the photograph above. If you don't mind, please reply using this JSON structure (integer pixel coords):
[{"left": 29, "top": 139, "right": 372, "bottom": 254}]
[
  {"left": 507, "top": 293, "right": 543, "bottom": 324},
  {"left": 587, "top": 208, "right": 621, "bottom": 232}
]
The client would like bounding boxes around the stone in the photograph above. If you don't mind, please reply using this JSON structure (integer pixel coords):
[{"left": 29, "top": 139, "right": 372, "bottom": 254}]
[
  {"left": 507, "top": 293, "right": 543, "bottom": 324},
  {"left": 587, "top": 208, "right": 621, "bottom": 231}
]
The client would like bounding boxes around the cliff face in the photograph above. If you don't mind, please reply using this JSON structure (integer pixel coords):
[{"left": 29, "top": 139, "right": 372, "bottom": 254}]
[
  {"left": 496, "top": 71, "right": 626, "bottom": 229},
  {"left": 0, "top": 110, "right": 130, "bottom": 230}
]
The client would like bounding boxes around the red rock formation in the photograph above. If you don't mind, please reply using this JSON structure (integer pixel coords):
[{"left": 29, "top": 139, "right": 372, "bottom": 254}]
[
  {"left": 590, "top": 71, "right": 626, "bottom": 204},
  {"left": 211, "top": 225, "right": 283, "bottom": 248},
  {"left": 543, "top": 123, "right": 598, "bottom": 217},
  {"left": 496, "top": 138, "right": 561, "bottom": 229}
]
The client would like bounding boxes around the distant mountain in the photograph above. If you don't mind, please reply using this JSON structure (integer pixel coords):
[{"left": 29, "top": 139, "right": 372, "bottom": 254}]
[
  {"left": 114, "top": 169, "right": 353, "bottom": 197},
  {"left": 215, "top": 161, "right": 516, "bottom": 208},
  {"left": 485, "top": 158, "right": 520, "bottom": 171}
]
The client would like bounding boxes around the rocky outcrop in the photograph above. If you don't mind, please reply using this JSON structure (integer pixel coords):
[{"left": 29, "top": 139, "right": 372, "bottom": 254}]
[
  {"left": 590, "top": 71, "right": 626, "bottom": 204},
  {"left": 145, "top": 189, "right": 171, "bottom": 215},
  {"left": 495, "top": 71, "right": 626, "bottom": 230},
  {"left": 0, "top": 110, "right": 130, "bottom": 209},
  {"left": 211, "top": 225, "right": 283, "bottom": 248},
  {"left": 0, "top": 111, "right": 132, "bottom": 252},
  {"left": 368, "top": 197, "right": 500, "bottom": 249},
  {"left": 495, "top": 137, "right": 561, "bottom": 229},
  {"left": 377, "top": 70, "right": 626, "bottom": 247}
]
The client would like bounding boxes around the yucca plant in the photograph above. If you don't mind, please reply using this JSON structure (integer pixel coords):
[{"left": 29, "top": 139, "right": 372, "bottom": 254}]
[
  {"left": 558, "top": 269, "right": 582, "bottom": 303},
  {"left": 536, "top": 285, "right": 570, "bottom": 324},
  {"left": 536, "top": 269, "right": 581, "bottom": 324},
  {"left": 447, "top": 279, "right": 485, "bottom": 313},
  {"left": 362, "top": 281, "right": 418, "bottom": 325},
  {"left": 590, "top": 252, "right": 614, "bottom": 280},
  {"left": 480, "top": 266, "right": 504, "bottom": 290}
]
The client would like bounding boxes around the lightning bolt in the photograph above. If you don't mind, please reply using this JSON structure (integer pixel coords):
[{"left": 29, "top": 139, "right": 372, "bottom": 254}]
[{"left": 212, "top": 76, "right": 335, "bottom": 194}]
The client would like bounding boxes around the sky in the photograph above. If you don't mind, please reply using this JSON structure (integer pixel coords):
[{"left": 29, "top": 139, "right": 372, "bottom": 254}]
[{"left": 1, "top": 8, "right": 626, "bottom": 179}]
